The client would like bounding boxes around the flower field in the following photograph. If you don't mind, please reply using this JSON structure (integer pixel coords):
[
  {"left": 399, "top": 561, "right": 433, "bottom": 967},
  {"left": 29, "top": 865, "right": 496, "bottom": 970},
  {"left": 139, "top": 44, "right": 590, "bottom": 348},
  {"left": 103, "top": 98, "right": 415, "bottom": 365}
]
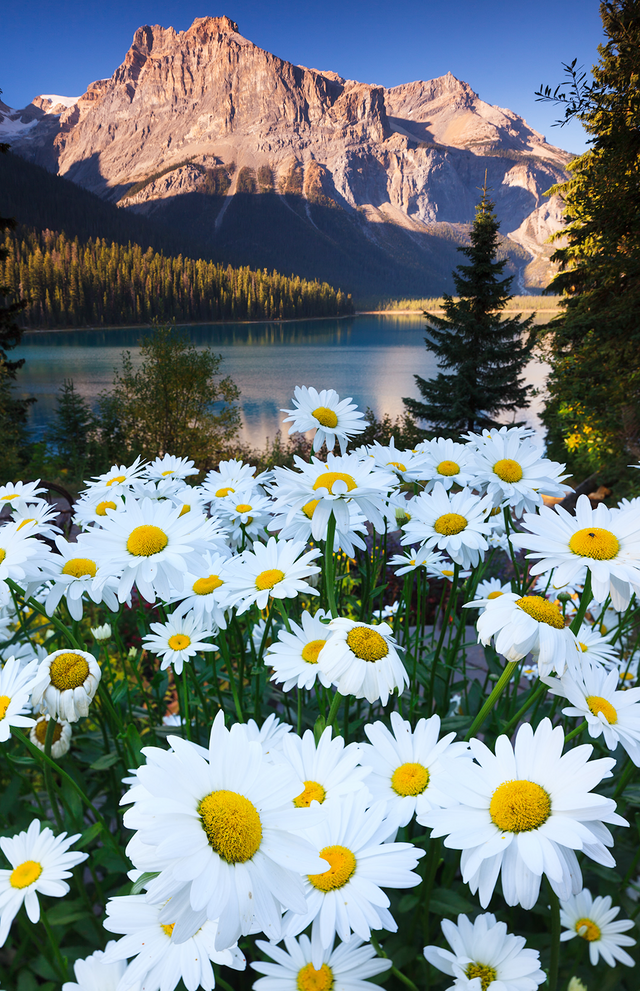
[{"left": 0, "top": 386, "right": 639, "bottom": 991}]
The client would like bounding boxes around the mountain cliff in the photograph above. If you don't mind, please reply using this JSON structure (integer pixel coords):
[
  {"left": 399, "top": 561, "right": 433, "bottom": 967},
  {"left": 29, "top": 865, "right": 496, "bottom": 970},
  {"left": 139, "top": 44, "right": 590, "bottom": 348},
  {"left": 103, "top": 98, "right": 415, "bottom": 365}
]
[{"left": 2, "top": 16, "right": 571, "bottom": 297}]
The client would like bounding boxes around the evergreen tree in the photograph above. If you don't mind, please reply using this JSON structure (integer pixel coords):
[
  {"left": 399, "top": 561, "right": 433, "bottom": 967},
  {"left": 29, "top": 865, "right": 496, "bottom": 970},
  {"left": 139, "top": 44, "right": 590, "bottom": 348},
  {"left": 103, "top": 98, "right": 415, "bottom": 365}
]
[
  {"left": 535, "top": 0, "right": 640, "bottom": 482},
  {"left": 46, "top": 380, "right": 98, "bottom": 479},
  {"left": 403, "top": 184, "right": 535, "bottom": 435}
]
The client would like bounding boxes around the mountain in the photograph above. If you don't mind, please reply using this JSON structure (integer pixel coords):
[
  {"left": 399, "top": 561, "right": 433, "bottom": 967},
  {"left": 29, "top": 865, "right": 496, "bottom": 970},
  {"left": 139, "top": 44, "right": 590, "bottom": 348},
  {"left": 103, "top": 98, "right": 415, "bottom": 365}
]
[{"left": 1, "top": 16, "right": 571, "bottom": 299}]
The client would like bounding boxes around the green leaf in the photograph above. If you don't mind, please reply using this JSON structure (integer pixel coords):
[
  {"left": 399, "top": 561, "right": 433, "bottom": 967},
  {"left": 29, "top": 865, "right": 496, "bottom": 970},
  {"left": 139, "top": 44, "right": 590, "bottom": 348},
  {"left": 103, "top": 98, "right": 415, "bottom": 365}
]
[
  {"left": 89, "top": 752, "right": 121, "bottom": 771},
  {"left": 130, "top": 871, "right": 160, "bottom": 895},
  {"left": 77, "top": 821, "right": 103, "bottom": 848},
  {"left": 47, "top": 899, "right": 87, "bottom": 926},
  {"left": 429, "top": 887, "right": 475, "bottom": 916}
]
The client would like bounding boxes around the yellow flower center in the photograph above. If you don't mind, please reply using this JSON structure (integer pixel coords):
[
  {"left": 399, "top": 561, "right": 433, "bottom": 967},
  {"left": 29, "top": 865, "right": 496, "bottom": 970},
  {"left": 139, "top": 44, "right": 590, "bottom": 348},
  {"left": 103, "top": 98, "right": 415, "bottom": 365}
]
[
  {"left": 568, "top": 527, "right": 620, "bottom": 560},
  {"left": 49, "top": 652, "right": 90, "bottom": 691},
  {"left": 126, "top": 525, "right": 169, "bottom": 557},
  {"left": 437, "top": 460, "right": 460, "bottom": 476},
  {"left": 0, "top": 493, "right": 18, "bottom": 501},
  {"left": 106, "top": 475, "right": 126, "bottom": 486},
  {"left": 516, "top": 595, "right": 565, "bottom": 629},
  {"left": 391, "top": 762, "right": 429, "bottom": 796},
  {"left": 312, "top": 406, "right": 339, "bottom": 429},
  {"left": 576, "top": 917, "right": 601, "bottom": 942},
  {"left": 10, "top": 860, "right": 43, "bottom": 889},
  {"left": 586, "top": 695, "right": 618, "bottom": 724},
  {"left": 96, "top": 500, "right": 117, "bottom": 516},
  {"left": 296, "top": 962, "right": 334, "bottom": 991},
  {"left": 302, "top": 499, "right": 320, "bottom": 519},
  {"left": 434, "top": 512, "right": 467, "bottom": 535},
  {"left": 35, "top": 718, "right": 63, "bottom": 745},
  {"left": 487, "top": 590, "right": 503, "bottom": 599},
  {"left": 0, "top": 695, "right": 10, "bottom": 720},
  {"left": 161, "top": 923, "right": 175, "bottom": 938},
  {"left": 578, "top": 642, "right": 588, "bottom": 651},
  {"left": 490, "top": 779, "right": 551, "bottom": 833},
  {"left": 17, "top": 519, "right": 35, "bottom": 530},
  {"left": 313, "top": 472, "right": 357, "bottom": 494},
  {"left": 0, "top": 549, "right": 7, "bottom": 564},
  {"left": 61, "top": 557, "right": 97, "bottom": 579},
  {"left": 215, "top": 486, "right": 235, "bottom": 497},
  {"left": 308, "top": 844, "right": 356, "bottom": 891},
  {"left": 161, "top": 470, "right": 175, "bottom": 476},
  {"left": 442, "top": 569, "right": 455, "bottom": 576},
  {"left": 301, "top": 639, "right": 326, "bottom": 664},
  {"left": 168, "top": 634, "right": 191, "bottom": 651},
  {"left": 193, "top": 574, "right": 224, "bottom": 595},
  {"left": 255, "top": 568, "right": 285, "bottom": 591},
  {"left": 493, "top": 458, "right": 523, "bottom": 483},
  {"left": 466, "top": 963, "right": 498, "bottom": 991},
  {"left": 178, "top": 504, "right": 191, "bottom": 517},
  {"left": 198, "top": 790, "right": 262, "bottom": 863},
  {"left": 294, "top": 780, "right": 327, "bottom": 807},
  {"left": 346, "top": 626, "right": 389, "bottom": 661},
  {"left": 387, "top": 461, "right": 407, "bottom": 472},
  {"left": 236, "top": 503, "right": 252, "bottom": 513}
]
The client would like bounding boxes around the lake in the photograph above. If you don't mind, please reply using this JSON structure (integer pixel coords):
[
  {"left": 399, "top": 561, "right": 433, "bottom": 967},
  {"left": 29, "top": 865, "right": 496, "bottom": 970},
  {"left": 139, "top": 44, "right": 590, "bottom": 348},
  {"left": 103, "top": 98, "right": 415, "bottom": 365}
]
[{"left": 12, "top": 314, "right": 550, "bottom": 449}]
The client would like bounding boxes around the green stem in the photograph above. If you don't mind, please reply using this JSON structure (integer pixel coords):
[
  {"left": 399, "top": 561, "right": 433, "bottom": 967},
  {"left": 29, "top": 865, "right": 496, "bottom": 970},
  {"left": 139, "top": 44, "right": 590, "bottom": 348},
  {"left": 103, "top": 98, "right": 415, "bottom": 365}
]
[
  {"left": 565, "top": 720, "right": 588, "bottom": 742},
  {"left": 369, "top": 932, "right": 419, "bottom": 991},
  {"left": 40, "top": 909, "right": 69, "bottom": 982},
  {"left": 465, "top": 660, "right": 518, "bottom": 741},
  {"left": 569, "top": 569, "right": 593, "bottom": 634},
  {"left": 547, "top": 882, "right": 561, "bottom": 991},
  {"left": 324, "top": 512, "right": 339, "bottom": 618},
  {"left": 326, "top": 690, "right": 343, "bottom": 729},
  {"left": 614, "top": 757, "right": 635, "bottom": 800},
  {"left": 43, "top": 718, "right": 64, "bottom": 831},
  {"left": 503, "top": 680, "right": 547, "bottom": 734},
  {"left": 276, "top": 598, "right": 292, "bottom": 633},
  {"left": 6, "top": 579, "right": 83, "bottom": 650}
]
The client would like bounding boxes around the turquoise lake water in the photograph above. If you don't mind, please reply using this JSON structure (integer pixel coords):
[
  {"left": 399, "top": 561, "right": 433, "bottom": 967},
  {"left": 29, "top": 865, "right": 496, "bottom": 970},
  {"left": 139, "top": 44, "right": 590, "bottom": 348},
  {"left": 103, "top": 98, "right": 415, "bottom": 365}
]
[{"left": 12, "top": 314, "right": 548, "bottom": 448}]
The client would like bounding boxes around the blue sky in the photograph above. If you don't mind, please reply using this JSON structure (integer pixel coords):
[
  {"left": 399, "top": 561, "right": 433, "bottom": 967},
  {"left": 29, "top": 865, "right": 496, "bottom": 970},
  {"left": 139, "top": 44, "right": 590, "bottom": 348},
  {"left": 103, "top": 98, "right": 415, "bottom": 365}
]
[{"left": 3, "top": 0, "right": 606, "bottom": 154}]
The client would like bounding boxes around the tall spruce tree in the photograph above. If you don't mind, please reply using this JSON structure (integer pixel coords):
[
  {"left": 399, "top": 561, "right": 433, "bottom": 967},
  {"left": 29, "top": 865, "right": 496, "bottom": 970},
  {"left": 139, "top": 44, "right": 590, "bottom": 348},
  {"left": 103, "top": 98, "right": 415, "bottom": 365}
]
[{"left": 403, "top": 184, "right": 535, "bottom": 436}]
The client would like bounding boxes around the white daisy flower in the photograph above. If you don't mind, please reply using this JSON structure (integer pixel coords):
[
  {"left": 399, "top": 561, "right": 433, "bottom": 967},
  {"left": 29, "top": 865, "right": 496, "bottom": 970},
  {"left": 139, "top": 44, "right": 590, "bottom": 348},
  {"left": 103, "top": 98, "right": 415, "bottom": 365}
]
[
  {"left": 543, "top": 661, "right": 640, "bottom": 764},
  {"left": 221, "top": 537, "right": 321, "bottom": 615},
  {"left": 277, "top": 726, "right": 369, "bottom": 809},
  {"left": 144, "top": 454, "right": 199, "bottom": 482},
  {"left": 0, "top": 479, "right": 45, "bottom": 509},
  {"left": 389, "top": 546, "right": 449, "bottom": 576},
  {"left": 470, "top": 578, "right": 513, "bottom": 610},
  {"left": 268, "top": 499, "right": 367, "bottom": 559},
  {"left": 426, "top": 558, "right": 471, "bottom": 583},
  {"left": 521, "top": 662, "right": 539, "bottom": 682},
  {"left": 413, "top": 437, "right": 474, "bottom": 492},
  {"left": 573, "top": 624, "right": 619, "bottom": 668},
  {"left": 266, "top": 609, "right": 334, "bottom": 692},
  {"left": 560, "top": 888, "right": 636, "bottom": 967},
  {"left": 281, "top": 386, "right": 366, "bottom": 454},
  {"left": 244, "top": 712, "right": 293, "bottom": 761},
  {"left": 142, "top": 611, "right": 217, "bottom": 675},
  {"left": 92, "top": 623, "right": 112, "bottom": 642},
  {"left": 372, "top": 600, "right": 399, "bottom": 621},
  {"left": 469, "top": 434, "right": 570, "bottom": 515},
  {"left": 0, "top": 656, "right": 39, "bottom": 741},
  {"left": 163, "top": 485, "right": 209, "bottom": 522},
  {"left": 462, "top": 425, "right": 537, "bottom": 449},
  {"left": 284, "top": 790, "right": 424, "bottom": 967},
  {"left": 29, "top": 715, "right": 72, "bottom": 758},
  {"left": 475, "top": 591, "right": 578, "bottom": 676},
  {"left": 511, "top": 494, "right": 640, "bottom": 610},
  {"left": 12, "top": 499, "right": 61, "bottom": 538},
  {"left": 202, "top": 458, "right": 269, "bottom": 504},
  {"left": 61, "top": 943, "right": 127, "bottom": 991},
  {"left": 169, "top": 550, "right": 231, "bottom": 629},
  {"left": 31, "top": 648, "right": 101, "bottom": 722},
  {"left": 103, "top": 894, "right": 245, "bottom": 991},
  {"left": 0, "top": 520, "right": 48, "bottom": 585},
  {"left": 424, "top": 911, "right": 546, "bottom": 991},
  {"left": 251, "top": 933, "right": 391, "bottom": 991},
  {"left": 318, "top": 618, "right": 408, "bottom": 706},
  {"left": 420, "top": 718, "right": 627, "bottom": 910},
  {"left": 38, "top": 534, "right": 119, "bottom": 621},
  {"left": 86, "top": 497, "right": 223, "bottom": 603},
  {"left": 360, "top": 712, "right": 471, "bottom": 827},
  {"left": 73, "top": 492, "right": 126, "bottom": 529},
  {"left": 85, "top": 456, "right": 147, "bottom": 497},
  {"left": 216, "top": 488, "right": 273, "bottom": 547},
  {"left": 0, "top": 818, "right": 87, "bottom": 946},
  {"left": 363, "top": 438, "right": 427, "bottom": 483},
  {"left": 400, "top": 483, "right": 495, "bottom": 569},
  {"left": 122, "top": 711, "right": 329, "bottom": 950}
]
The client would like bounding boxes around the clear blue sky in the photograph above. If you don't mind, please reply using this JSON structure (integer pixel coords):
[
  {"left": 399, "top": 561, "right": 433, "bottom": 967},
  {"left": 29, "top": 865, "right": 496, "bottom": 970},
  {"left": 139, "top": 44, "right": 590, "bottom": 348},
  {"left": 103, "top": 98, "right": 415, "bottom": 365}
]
[{"left": 2, "top": 0, "right": 606, "bottom": 154}]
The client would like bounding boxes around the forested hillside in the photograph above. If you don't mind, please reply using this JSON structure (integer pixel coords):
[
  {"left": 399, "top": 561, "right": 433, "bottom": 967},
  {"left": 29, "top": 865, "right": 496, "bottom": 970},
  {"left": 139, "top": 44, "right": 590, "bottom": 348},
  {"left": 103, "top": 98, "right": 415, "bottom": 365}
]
[{"left": 2, "top": 228, "right": 353, "bottom": 328}]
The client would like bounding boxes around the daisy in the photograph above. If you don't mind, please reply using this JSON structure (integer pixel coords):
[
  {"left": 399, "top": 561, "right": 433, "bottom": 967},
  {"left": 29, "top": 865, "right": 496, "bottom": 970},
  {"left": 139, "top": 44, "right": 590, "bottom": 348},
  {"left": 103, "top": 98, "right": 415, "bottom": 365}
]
[
  {"left": 426, "top": 558, "right": 471, "bottom": 583},
  {"left": 86, "top": 497, "right": 223, "bottom": 603},
  {"left": 103, "top": 894, "right": 245, "bottom": 991},
  {"left": 400, "top": 483, "right": 495, "bottom": 569},
  {"left": 414, "top": 437, "right": 474, "bottom": 492},
  {"left": 144, "top": 454, "right": 199, "bottom": 482},
  {"left": 470, "top": 578, "right": 513, "bottom": 609},
  {"left": 318, "top": 618, "right": 408, "bottom": 706},
  {"left": 469, "top": 434, "right": 570, "bottom": 515},
  {"left": 221, "top": 537, "right": 321, "bottom": 615},
  {"left": 29, "top": 714, "right": 72, "bottom": 758},
  {"left": 12, "top": 499, "right": 61, "bottom": 539},
  {"left": 284, "top": 790, "right": 424, "bottom": 967},
  {"left": 122, "top": 711, "right": 329, "bottom": 951},
  {"left": 73, "top": 492, "right": 126, "bottom": 529},
  {"left": 202, "top": 458, "right": 268, "bottom": 503},
  {"left": 277, "top": 726, "right": 369, "bottom": 809},
  {"left": 510, "top": 494, "right": 640, "bottom": 610},
  {"left": 266, "top": 609, "right": 334, "bottom": 692},
  {"left": 0, "top": 656, "right": 38, "bottom": 741},
  {"left": 251, "top": 933, "right": 391, "bottom": 991},
  {"left": 0, "top": 520, "right": 48, "bottom": 585},
  {"left": 142, "top": 611, "right": 217, "bottom": 675},
  {"left": 216, "top": 488, "right": 273, "bottom": 547},
  {"left": 359, "top": 712, "right": 471, "bottom": 827},
  {"left": 363, "top": 438, "right": 427, "bottom": 483},
  {"left": 244, "top": 712, "right": 293, "bottom": 761},
  {"left": 268, "top": 499, "right": 367, "bottom": 559},
  {"left": 169, "top": 550, "right": 231, "bottom": 629},
  {"left": 543, "top": 661, "right": 640, "bottom": 764},
  {"left": 62, "top": 944, "right": 127, "bottom": 991},
  {"left": 86, "top": 456, "right": 147, "bottom": 497},
  {"left": 31, "top": 648, "right": 101, "bottom": 722},
  {"left": 573, "top": 624, "right": 619, "bottom": 668},
  {"left": 389, "top": 546, "right": 449, "bottom": 576},
  {"left": 163, "top": 485, "right": 209, "bottom": 522},
  {"left": 92, "top": 623, "right": 112, "bottom": 642},
  {"left": 0, "top": 479, "right": 45, "bottom": 509},
  {"left": 560, "top": 888, "right": 636, "bottom": 967},
  {"left": 281, "top": 386, "right": 366, "bottom": 454},
  {"left": 0, "top": 818, "right": 87, "bottom": 946},
  {"left": 424, "top": 912, "right": 546, "bottom": 991},
  {"left": 420, "top": 718, "right": 626, "bottom": 910},
  {"left": 38, "top": 534, "right": 120, "bottom": 621},
  {"left": 475, "top": 592, "right": 578, "bottom": 676}
]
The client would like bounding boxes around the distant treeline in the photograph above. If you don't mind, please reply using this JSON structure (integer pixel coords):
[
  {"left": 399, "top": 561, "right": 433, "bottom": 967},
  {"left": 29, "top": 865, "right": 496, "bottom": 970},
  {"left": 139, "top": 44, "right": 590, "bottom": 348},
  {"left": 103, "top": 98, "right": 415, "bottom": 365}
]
[{"left": 1, "top": 228, "right": 353, "bottom": 328}]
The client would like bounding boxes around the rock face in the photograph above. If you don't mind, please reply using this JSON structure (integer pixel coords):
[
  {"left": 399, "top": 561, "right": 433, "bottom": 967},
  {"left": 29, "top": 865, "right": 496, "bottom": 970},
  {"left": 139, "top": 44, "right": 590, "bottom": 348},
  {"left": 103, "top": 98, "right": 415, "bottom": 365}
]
[{"left": 4, "top": 15, "right": 571, "bottom": 293}]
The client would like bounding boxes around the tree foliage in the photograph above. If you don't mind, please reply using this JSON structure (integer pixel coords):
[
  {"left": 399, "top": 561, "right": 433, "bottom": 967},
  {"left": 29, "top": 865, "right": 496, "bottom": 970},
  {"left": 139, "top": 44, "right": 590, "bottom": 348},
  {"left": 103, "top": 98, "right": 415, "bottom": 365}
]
[
  {"left": 537, "top": 0, "right": 640, "bottom": 482},
  {"left": 403, "top": 186, "right": 535, "bottom": 436}
]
